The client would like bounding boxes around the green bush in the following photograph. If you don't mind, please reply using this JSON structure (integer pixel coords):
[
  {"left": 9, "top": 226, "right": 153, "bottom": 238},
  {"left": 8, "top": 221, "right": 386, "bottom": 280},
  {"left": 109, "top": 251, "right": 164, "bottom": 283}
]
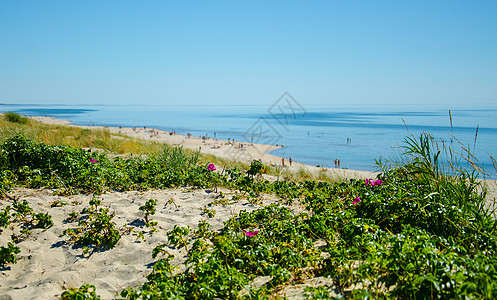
[
  {"left": 64, "top": 198, "right": 121, "bottom": 253},
  {"left": 0, "top": 135, "right": 220, "bottom": 193},
  {"left": 0, "top": 242, "right": 20, "bottom": 266},
  {"left": 60, "top": 284, "right": 100, "bottom": 300},
  {"left": 3, "top": 112, "right": 28, "bottom": 124}
]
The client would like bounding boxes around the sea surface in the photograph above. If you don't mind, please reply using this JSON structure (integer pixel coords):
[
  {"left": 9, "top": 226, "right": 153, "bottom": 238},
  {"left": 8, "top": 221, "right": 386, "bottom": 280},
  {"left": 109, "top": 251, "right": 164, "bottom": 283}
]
[{"left": 2, "top": 103, "right": 497, "bottom": 177}]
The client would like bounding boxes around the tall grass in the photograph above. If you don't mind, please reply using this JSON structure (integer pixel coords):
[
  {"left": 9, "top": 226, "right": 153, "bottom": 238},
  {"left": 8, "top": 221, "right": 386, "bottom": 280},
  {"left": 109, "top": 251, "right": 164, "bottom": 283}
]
[
  {"left": 380, "top": 131, "right": 495, "bottom": 219},
  {"left": 158, "top": 145, "right": 200, "bottom": 172},
  {"left": 0, "top": 115, "right": 166, "bottom": 155}
]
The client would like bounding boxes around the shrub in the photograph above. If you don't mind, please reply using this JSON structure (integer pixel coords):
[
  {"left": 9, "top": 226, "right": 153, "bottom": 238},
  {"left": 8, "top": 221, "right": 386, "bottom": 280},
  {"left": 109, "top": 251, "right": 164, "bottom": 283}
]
[
  {"left": 64, "top": 198, "right": 121, "bottom": 253},
  {"left": 0, "top": 242, "right": 21, "bottom": 266},
  {"left": 3, "top": 112, "right": 28, "bottom": 124},
  {"left": 61, "top": 284, "right": 100, "bottom": 300}
]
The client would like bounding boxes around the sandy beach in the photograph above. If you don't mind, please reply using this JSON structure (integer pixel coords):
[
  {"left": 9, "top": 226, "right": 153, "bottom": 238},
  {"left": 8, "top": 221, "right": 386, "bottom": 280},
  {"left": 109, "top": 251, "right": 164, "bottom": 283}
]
[
  {"left": 0, "top": 187, "right": 289, "bottom": 299},
  {"left": 29, "top": 115, "right": 378, "bottom": 181},
  {"left": 0, "top": 115, "right": 377, "bottom": 299},
  {"left": 1, "top": 115, "right": 495, "bottom": 299}
]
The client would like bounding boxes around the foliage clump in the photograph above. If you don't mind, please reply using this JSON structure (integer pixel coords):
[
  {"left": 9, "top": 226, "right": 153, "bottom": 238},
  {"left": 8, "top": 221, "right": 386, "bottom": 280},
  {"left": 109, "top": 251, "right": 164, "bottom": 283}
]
[
  {"left": 60, "top": 284, "right": 100, "bottom": 300},
  {"left": 0, "top": 242, "right": 21, "bottom": 266},
  {"left": 3, "top": 112, "right": 28, "bottom": 124},
  {"left": 0, "top": 197, "right": 53, "bottom": 267},
  {"left": 139, "top": 198, "right": 158, "bottom": 230},
  {"left": 0, "top": 134, "right": 222, "bottom": 194},
  {"left": 63, "top": 198, "right": 121, "bottom": 254}
]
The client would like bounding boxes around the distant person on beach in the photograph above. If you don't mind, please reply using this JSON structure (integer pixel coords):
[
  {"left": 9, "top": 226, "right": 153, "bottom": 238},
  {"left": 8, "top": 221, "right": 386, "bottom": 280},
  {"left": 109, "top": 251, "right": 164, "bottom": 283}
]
[
  {"left": 289, "top": 157, "right": 292, "bottom": 166},
  {"left": 282, "top": 157, "right": 285, "bottom": 167},
  {"left": 338, "top": 159, "right": 341, "bottom": 168},
  {"left": 334, "top": 159, "right": 337, "bottom": 168}
]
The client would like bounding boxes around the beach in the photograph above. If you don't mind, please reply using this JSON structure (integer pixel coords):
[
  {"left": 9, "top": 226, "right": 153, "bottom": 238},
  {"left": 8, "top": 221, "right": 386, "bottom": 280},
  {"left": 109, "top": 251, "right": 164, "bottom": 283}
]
[
  {"left": 0, "top": 115, "right": 377, "bottom": 299},
  {"left": 1, "top": 115, "right": 496, "bottom": 299},
  {"left": 0, "top": 187, "right": 284, "bottom": 299},
  {"left": 29, "top": 115, "right": 378, "bottom": 181}
]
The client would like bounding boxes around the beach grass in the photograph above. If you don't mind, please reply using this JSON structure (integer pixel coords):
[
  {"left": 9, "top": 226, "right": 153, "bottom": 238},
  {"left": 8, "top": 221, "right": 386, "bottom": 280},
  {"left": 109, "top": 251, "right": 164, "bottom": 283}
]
[
  {"left": 1, "top": 114, "right": 348, "bottom": 184},
  {"left": 0, "top": 114, "right": 193, "bottom": 157},
  {"left": 3, "top": 112, "right": 29, "bottom": 124}
]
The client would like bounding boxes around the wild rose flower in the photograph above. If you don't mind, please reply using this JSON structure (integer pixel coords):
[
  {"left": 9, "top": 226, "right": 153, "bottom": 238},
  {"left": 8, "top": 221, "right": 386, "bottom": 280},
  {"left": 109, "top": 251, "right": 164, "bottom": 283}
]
[
  {"left": 90, "top": 158, "right": 98, "bottom": 164},
  {"left": 352, "top": 197, "right": 361, "bottom": 205},
  {"left": 207, "top": 163, "right": 216, "bottom": 171},
  {"left": 365, "top": 179, "right": 382, "bottom": 186},
  {"left": 245, "top": 231, "right": 259, "bottom": 237}
]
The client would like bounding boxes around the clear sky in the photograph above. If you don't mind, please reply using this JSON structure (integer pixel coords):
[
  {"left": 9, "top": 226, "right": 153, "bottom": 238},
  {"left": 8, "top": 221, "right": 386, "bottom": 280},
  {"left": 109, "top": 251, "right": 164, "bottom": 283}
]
[{"left": 1, "top": 1, "right": 496, "bottom": 108}]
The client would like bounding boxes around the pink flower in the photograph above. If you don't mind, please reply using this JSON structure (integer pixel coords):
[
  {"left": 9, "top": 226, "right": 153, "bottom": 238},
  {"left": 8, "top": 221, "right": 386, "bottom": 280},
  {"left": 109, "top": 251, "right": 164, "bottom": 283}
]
[
  {"left": 352, "top": 197, "right": 361, "bottom": 205},
  {"left": 365, "top": 179, "right": 383, "bottom": 186},
  {"left": 207, "top": 163, "right": 216, "bottom": 171},
  {"left": 245, "top": 231, "right": 259, "bottom": 237},
  {"left": 90, "top": 158, "right": 98, "bottom": 164}
]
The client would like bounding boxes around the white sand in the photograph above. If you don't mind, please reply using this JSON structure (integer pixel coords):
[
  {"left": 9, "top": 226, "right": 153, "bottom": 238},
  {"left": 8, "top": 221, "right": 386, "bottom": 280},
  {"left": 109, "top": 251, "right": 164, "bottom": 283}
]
[{"left": 0, "top": 187, "right": 285, "bottom": 299}]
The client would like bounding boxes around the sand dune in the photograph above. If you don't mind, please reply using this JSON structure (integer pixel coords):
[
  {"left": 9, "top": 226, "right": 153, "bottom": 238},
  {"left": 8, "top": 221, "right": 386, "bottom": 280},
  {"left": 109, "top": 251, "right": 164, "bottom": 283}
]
[{"left": 0, "top": 187, "right": 284, "bottom": 299}]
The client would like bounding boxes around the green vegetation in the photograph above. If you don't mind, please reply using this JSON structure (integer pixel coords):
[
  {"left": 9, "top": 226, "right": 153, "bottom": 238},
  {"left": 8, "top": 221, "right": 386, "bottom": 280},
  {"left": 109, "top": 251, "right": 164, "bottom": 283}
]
[
  {"left": 0, "top": 206, "right": 11, "bottom": 228},
  {"left": 63, "top": 198, "right": 121, "bottom": 254},
  {"left": 119, "top": 158, "right": 497, "bottom": 298},
  {"left": 31, "top": 212, "right": 54, "bottom": 229},
  {"left": 139, "top": 198, "right": 158, "bottom": 229},
  {"left": 60, "top": 284, "right": 100, "bottom": 300},
  {"left": 1, "top": 113, "right": 169, "bottom": 155},
  {"left": 0, "top": 118, "right": 496, "bottom": 298},
  {"left": 4, "top": 112, "right": 28, "bottom": 124},
  {"left": 0, "top": 242, "right": 21, "bottom": 265},
  {"left": 0, "top": 115, "right": 332, "bottom": 182},
  {"left": 0, "top": 134, "right": 220, "bottom": 194},
  {"left": 0, "top": 196, "right": 52, "bottom": 267}
]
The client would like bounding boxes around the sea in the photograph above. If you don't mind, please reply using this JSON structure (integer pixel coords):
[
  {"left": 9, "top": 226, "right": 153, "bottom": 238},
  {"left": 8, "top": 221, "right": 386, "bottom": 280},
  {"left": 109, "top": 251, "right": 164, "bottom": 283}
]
[{"left": 2, "top": 103, "right": 496, "bottom": 178}]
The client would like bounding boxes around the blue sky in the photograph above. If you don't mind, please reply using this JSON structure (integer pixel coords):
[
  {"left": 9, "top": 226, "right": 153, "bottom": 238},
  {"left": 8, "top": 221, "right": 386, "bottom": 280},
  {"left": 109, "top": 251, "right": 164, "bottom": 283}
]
[{"left": 1, "top": 1, "right": 496, "bottom": 108}]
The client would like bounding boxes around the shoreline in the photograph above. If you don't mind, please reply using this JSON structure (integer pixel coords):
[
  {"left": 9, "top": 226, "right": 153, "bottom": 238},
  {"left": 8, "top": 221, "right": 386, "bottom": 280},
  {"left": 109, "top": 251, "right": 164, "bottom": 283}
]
[
  {"left": 28, "top": 115, "right": 378, "bottom": 181},
  {"left": 25, "top": 115, "right": 497, "bottom": 203}
]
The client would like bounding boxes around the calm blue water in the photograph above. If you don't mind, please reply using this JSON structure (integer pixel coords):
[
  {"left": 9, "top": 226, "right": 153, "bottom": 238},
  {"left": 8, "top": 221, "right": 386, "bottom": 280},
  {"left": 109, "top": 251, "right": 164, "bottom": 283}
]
[{"left": 2, "top": 103, "right": 496, "bottom": 177}]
